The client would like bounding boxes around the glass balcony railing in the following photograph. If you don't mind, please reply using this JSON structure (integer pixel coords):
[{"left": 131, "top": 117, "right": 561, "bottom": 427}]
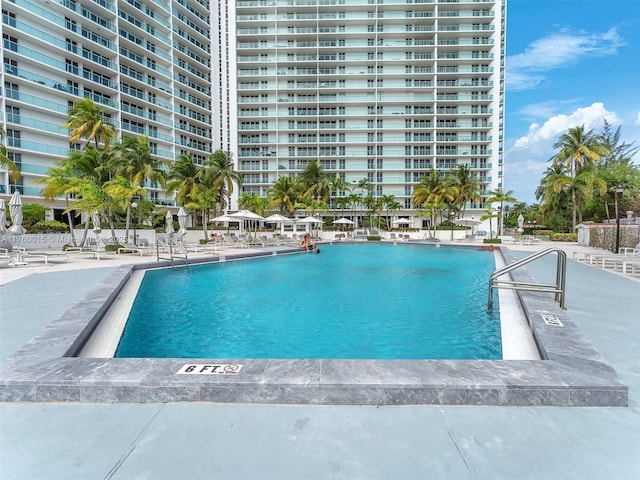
[
  {"left": 19, "top": 163, "right": 52, "bottom": 175},
  {"left": 9, "top": 139, "right": 68, "bottom": 156},
  {"left": 5, "top": 115, "right": 67, "bottom": 136}
]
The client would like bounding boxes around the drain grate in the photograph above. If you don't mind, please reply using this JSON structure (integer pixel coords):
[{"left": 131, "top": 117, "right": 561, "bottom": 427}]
[{"left": 542, "top": 314, "right": 564, "bottom": 327}]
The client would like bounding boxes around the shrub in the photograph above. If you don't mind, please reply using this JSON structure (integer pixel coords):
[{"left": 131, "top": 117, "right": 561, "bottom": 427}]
[
  {"left": 106, "top": 244, "right": 124, "bottom": 252},
  {"left": 550, "top": 233, "right": 577, "bottom": 242},
  {"left": 30, "top": 220, "right": 68, "bottom": 233},
  {"left": 483, "top": 238, "right": 502, "bottom": 244},
  {"left": 367, "top": 236, "right": 382, "bottom": 241}
]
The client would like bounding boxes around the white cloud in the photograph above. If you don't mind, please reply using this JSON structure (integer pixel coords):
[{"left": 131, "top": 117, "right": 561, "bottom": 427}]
[
  {"left": 505, "top": 103, "right": 622, "bottom": 203},
  {"left": 636, "top": 112, "right": 640, "bottom": 125},
  {"left": 507, "top": 27, "right": 626, "bottom": 91}
]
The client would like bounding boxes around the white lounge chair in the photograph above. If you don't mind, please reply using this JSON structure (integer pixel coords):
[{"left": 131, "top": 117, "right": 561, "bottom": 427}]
[{"left": 117, "top": 241, "right": 153, "bottom": 256}]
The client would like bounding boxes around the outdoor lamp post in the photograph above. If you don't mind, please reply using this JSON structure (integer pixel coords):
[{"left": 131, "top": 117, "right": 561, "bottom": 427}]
[
  {"left": 131, "top": 200, "right": 138, "bottom": 246},
  {"left": 615, "top": 186, "right": 623, "bottom": 253}
]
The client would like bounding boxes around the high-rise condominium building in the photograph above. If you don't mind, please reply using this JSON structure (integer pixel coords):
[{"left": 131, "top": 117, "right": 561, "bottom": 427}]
[{"left": 1, "top": 0, "right": 505, "bottom": 222}]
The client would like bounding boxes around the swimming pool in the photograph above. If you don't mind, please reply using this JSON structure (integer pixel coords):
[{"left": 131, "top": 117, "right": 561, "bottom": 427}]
[{"left": 116, "top": 244, "right": 501, "bottom": 360}]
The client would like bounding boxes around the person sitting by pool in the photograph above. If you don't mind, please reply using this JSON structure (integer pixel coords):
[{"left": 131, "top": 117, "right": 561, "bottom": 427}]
[
  {"left": 299, "top": 234, "right": 310, "bottom": 251},
  {"left": 209, "top": 233, "right": 217, "bottom": 243}
]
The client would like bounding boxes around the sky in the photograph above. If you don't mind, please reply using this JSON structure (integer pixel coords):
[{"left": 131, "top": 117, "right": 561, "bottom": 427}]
[{"left": 504, "top": 0, "right": 640, "bottom": 204}]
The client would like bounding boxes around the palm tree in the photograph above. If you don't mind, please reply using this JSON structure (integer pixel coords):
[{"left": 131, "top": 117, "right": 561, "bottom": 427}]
[
  {"left": 380, "top": 194, "right": 398, "bottom": 230},
  {"left": 328, "top": 174, "right": 350, "bottom": 210},
  {"left": 103, "top": 176, "right": 146, "bottom": 243},
  {"left": 166, "top": 153, "right": 202, "bottom": 207},
  {"left": 485, "top": 188, "right": 516, "bottom": 236},
  {"left": 551, "top": 125, "right": 610, "bottom": 228},
  {"left": 62, "top": 97, "right": 115, "bottom": 150},
  {"left": 0, "top": 127, "right": 20, "bottom": 181},
  {"left": 357, "top": 177, "right": 372, "bottom": 198},
  {"left": 62, "top": 147, "right": 118, "bottom": 243},
  {"left": 480, "top": 209, "right": 500, "bottom": 240},
  {"left": 347, "top": 192, "right": 362, "bottom": 227},
  {"left": 417, "top": 199, "right": 446, "bottom": 239},
  {"left": 206, "top": 149, "right": 242, "bottom": 214},
  {"left": 268, "top": 175, "right": 300, "bottom": 215},
  {"left": 114, "top": 135, "right": 167, "bottom": 223},
  {"left": 453, "top": 165, "right": 481, "bottom": 218},
  {"left": 413, "top": 169, "right": 455, "bottom": 208},
  {"left": 551, "top": 167, "right": 607, "bottom": 226},
  {"left": 38, "top": 163, "right": 77, "bottom": 245},
  {"left": 335, "top": 196, "right": 350, "bottom": 219},
  {"left": 301, "top": 160, "right": 331, "bottom": 207}
]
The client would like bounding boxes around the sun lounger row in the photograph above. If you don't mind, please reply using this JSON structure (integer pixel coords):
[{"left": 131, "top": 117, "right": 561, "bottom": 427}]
[{"left": 577, "top": 242, "right": 640, "bottom": 277}]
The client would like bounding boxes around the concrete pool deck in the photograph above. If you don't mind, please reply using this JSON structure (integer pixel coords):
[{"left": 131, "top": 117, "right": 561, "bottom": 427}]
[{"left": 1, "top": 242, "right": 639, "bottom": 478}]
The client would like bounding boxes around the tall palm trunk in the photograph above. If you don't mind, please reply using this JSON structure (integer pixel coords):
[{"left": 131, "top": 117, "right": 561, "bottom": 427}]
[
  {"left": 65, "top": 197, "right": 77, "bottom": 247},
  {"left": 571, "top": 186, "right": 577, "bottom": 230}
]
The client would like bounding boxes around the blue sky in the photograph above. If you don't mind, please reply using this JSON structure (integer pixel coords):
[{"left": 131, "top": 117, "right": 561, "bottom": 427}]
[{"left": 504, "top": 0, "right": 640, "bottom": 204}]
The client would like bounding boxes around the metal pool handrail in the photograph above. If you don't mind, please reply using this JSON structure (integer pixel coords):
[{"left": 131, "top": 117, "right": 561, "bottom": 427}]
[{"left": 488, "top": 247, "right": 567, "bottom": 310}]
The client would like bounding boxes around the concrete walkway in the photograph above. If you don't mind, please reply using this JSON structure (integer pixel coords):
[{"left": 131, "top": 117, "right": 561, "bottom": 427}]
[{"left": 1, "top": 243, "right": 639, "bottom": 479}]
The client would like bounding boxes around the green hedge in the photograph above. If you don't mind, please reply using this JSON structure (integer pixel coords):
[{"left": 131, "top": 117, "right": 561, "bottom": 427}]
[
  {"left": 483, "top": 238, "right": 502, "bottom": 244},
  {"left": 367, "top": 236, "right": 382, "bottom": 241},
  {"left": 29, "top": 220, "right": 68, "bottom": 233},
  {"left": 550, "top": 233, "right": 577, "bottom": 242}
]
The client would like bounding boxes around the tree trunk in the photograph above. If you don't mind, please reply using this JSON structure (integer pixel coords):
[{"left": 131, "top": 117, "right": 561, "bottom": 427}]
[
  {"left": 65, "top": 197, "right": 77, "bottom": 247},
  {"left": 80, "top": 219, "right": 90, "bottom": 247},
  {"left": 571, "top": 187, "right": 577, "bottom": 230},
  {"left": 124, "top": 205, "right": 131, "bottom": 243},
  {"left": 107, "top": 208, "right": 117, "bottom": 243}
]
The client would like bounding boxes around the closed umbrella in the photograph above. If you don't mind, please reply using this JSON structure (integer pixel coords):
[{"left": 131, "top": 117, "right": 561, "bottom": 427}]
[
  {"left": 0, "top": 199, "right": 6, "bottom": 234},
  {"left": 91, "top": 211, "right": 102, "bottom": 234},
  {"left": 177, "top": 207, "right": 188, "bottom": 237},
  {"left": 165, "top": 210, "right": 175, "bottom": 235},
  {"left": 8, "top": 190, "right": 25, "bottom": 235},
  {"left": 517, "top": 214, "right": 525, "bottom": 234}
]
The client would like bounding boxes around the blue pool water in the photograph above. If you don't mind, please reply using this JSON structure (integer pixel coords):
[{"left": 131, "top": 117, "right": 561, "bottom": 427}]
[{"left": 116, "top": 244, "right": 501, "bottom": 359}]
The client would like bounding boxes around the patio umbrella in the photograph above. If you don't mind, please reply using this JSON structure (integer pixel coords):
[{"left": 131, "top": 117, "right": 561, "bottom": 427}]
[
  {"left": 229, "top": 210, "right": 265, "bottom": 238},
  {"left": 8, "top": 190, "right": 25, "bottom": 235},
  {"left": 297, "top": 216, "right": 324, "bottom": 225},
  {"left": 332, "top": 217, "right": 355, "bottom": 232},
  {"left": 209, "top": 214, "right": 238, "bottom": 223},
  {"left": 297, "top": 215, "right": 324, "bottom": 235},
  {"left": 228, "top": 210, "right": 265, "bottom": 221},
  {"left": 452, "top": 218, "right": 481, "bottom": 227},
  {"left": 264, "top": 213, "right": 294, "bottom": 234},
  {"left": 0, "top": 199, "right": 6, "bottom": 234},
  {"left": 165, "top": 210, "right": 175, "bottom": 235},
  {"left": 177, "top": 207, "right": 188, "bottom": 237},
  {"left": 392, "top": 218, "right": 412, "bottom": 226}
]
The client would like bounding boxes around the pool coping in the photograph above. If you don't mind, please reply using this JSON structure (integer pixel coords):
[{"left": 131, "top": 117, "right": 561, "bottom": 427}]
[{"left": 0, "top": 245, "right": 628, "bottom": 406}]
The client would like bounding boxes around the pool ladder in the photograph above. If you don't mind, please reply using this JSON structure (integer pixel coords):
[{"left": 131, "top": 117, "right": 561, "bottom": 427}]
[
  {"left": 488, "top": 247, "right": 567, "bottom": 310},
  {"left": 156, "top": 239, "right": 189, "bottom": 267}
]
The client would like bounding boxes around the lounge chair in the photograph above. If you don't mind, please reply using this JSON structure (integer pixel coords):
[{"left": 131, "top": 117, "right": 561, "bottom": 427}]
[
  {"left": 117, "top": 241, "right": 153, "bottom": 256},
  {"left": 584, "top": 242, "right": 640, "bottom": 266},
  {"left": 21, "top": 248, "right": 69, "bottom": 265}
]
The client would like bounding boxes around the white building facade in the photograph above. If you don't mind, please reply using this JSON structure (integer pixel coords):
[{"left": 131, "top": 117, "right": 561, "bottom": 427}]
[{"left": 1, "top": 0, "right": 506, "bottom": 223}]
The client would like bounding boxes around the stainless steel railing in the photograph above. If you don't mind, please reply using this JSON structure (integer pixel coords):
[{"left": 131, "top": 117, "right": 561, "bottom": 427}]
[{"left": 488, "top": 247, "right": 567, "bottom": 310}]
